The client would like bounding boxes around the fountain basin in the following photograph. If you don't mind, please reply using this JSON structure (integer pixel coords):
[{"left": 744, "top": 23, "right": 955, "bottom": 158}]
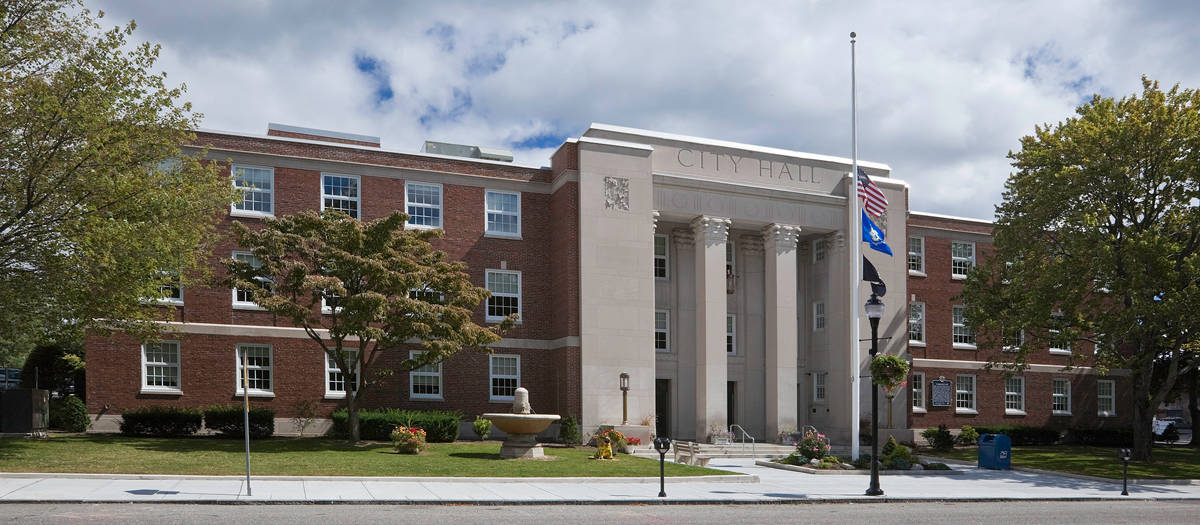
[{"left": 482, "top": 413, "right": 560, "bottom": 435}]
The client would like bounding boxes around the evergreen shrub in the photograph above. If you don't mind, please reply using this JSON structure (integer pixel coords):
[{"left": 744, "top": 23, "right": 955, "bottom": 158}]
[
  {"left": 203, "top": 405, "right": 275, "bottom": 439},
  {"left": 119, "top": 406, "right": 202, "bottom": 437}
]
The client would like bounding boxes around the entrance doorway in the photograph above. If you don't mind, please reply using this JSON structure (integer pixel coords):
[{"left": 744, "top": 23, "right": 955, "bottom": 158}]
[
  {"left": 655, "top": 379, "right": 670, "bottom": 438},
  {"left": 727, "top": 381, "right": 737, "bottom": 427}
]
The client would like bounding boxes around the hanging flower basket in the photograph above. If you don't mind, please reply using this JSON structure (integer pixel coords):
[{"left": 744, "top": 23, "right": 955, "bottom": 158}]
[{"left": 870, "top": 354, "right": 910, "bottom": 391}]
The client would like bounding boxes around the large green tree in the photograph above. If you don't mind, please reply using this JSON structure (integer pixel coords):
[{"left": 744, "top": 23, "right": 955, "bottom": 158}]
[
  {"left": 225, "top": 210, "right": 514, "bottom": 443},
  {"left": 0, "top": 0, "right": 234, "bottom": 351},
  {"left": 962, "top": 78, "right": 1200, "bottom": 461}
]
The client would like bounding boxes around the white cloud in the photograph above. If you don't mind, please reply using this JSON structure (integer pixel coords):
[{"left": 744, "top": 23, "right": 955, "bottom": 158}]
[{"left": 93, "top": 0, "right": 1200, "bottom": 219}]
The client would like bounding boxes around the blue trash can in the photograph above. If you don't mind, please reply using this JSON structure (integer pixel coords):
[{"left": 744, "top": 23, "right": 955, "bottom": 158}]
[{"left": 977, "top": 434, "right": 1011, "bottom": 470}]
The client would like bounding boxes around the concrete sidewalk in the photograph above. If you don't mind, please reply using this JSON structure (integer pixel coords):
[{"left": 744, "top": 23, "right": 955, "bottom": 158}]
[{"left": 3, "top": 458, "right": 1199, "bottom": 504}]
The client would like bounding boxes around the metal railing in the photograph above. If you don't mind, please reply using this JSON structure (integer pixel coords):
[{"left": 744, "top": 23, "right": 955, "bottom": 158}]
[{"left": 728, "top": 424, "right": 756, "bottom": 457}]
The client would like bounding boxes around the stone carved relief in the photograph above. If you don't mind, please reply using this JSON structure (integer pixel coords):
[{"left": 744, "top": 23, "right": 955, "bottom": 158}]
[
  {"left": 826, "top": 231, "right": 845, "bottom": 252},
  {"left": 690, "top": 216, "right": 731, "bottom": 246},
  {"left": 651, "top": 210, "right": 661, "bottom": 231},
  {"left": 604, "top": 176, "right": 630, "bottom": 211},
  {"left": 762, "top": 224, "right": 802, "bottom": 254}
]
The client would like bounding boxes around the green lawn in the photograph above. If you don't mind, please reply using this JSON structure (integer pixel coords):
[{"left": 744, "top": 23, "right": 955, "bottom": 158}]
[
  {"left": 0, "top": 435, "right": 733, "bottom": 477},
  {"left": 926, "top": 445, "right": 1200, "bottom": 480}
]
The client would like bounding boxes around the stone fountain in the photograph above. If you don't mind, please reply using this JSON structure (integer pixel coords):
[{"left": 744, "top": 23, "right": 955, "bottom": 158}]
[{"left": 483, "top": 387, "right": 561, "bottom": 459}]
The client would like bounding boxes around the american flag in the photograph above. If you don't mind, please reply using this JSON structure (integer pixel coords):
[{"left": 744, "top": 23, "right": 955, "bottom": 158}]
[{"left": 856, "top": 167, "right": 888, "bottom": 217}]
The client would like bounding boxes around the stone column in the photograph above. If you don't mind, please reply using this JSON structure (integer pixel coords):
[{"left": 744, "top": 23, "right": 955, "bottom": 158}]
[
  {"left": 762, "top": 223, "right": 801, "bottom": 442},
  {"left": 692, "top": 215, "right": 731, "bottom": 442},
  {"left": 671, "top": 227, "right": 697, "bottom": 440}
]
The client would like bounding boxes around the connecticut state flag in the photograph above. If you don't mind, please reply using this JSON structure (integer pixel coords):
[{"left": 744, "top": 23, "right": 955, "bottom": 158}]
[{"left": 861, "top": 210, "right": 893, "bottom": 256}]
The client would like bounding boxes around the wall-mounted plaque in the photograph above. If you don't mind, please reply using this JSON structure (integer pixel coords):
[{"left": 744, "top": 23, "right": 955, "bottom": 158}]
[{"left": 930, "top": 378, "right": 953, "bottom": 407}]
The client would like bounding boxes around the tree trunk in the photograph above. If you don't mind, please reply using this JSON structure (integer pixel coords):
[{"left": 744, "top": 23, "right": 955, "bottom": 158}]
[
  {"left": 347, "top": 390, "right": 360, "bottom": 443},
  {"left": 1189, "top": 371, "right": 1199, "bottom": 448},
  {"left": 1131, "top": 402, "right": 1155, "bottom": 462}
]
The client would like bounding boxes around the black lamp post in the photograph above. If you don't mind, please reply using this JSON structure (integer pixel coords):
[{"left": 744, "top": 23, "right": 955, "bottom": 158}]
[
  {"left": 620, "top": 372, "right": 630, "bottom": 425},
  {"left": 864, "top": 293, "right": 884, "bottom": 497},
  {"left": 653, "top": 437, "right": 671, "bottom": 497},
  {"left": 1119, "top": 448, "right": 1131, "bottom": 496}
]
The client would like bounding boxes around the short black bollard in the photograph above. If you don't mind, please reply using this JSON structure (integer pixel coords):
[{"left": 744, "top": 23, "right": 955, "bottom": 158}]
[
  {"left": 1119, "top": 448, "right": 1131, "bottom": 496},
  {"left": 653, "top": 437, "right": 671, "bottom": 498}
]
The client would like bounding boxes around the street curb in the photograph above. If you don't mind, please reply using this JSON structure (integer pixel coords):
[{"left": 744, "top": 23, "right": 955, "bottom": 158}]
[
  {"left": 0, "top": 472, "right": 757, "bottom": 484},
  {"left": 920, "top": 457, "right": 1200, "bottom": 486},
  {"left": 2, "top": 497, "right": 1197, "bottom": 505},
  {"left": 754, "top": 460, "right": 965, "bottom": 475}
]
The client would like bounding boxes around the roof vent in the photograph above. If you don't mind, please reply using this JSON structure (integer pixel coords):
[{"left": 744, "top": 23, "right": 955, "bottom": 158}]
[{"left": 422, "top": 141, "right": 513, "bottom": 162}]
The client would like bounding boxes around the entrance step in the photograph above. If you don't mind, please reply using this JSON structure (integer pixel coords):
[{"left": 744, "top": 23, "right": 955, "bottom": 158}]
[{"left": 627, "top": 442, "right": 796, "bottom": 461}]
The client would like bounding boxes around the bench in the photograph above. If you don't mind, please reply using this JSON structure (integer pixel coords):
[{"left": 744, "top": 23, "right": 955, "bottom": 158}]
[{"left": 672, "top": 441, "right": 712, "bottom": 467}]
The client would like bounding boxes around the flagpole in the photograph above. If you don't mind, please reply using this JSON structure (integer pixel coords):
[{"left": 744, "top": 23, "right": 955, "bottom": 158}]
[{"left": 848, "top": 31, "right": 862, "bottom": 461}]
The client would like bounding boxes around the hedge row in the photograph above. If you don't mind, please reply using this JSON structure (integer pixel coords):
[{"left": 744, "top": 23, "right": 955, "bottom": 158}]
[
  {"left": 331, "top": 409, "right": 461, "bottom": 442},
  {"left": 119, "top": 406, "right": 275, "bottom": 438},
  {"left": 1066, "top": 427, "right": 1133, "bottom": 447}
]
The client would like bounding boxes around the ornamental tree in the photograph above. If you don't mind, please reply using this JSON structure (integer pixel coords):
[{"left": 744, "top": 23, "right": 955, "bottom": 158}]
[
  {"left": 225, "top": 210, "right": 514, "bottom": 442},
  {"left": 961, "top": 78, "right": 1200, "bottom": 461},
  {"left": 0, "top": 0, "right": 234, "bottom": 351}
]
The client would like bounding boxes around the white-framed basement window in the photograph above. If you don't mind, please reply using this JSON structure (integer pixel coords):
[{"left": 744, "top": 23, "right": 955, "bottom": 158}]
[
  {"left": 911, "top": 372, "right": 925, "bottom": 412},
  {"left": 726, "top": 314, "right": 736, "bottom": 354},
  {"left": 321, "top": 173, "right": 360, "bottom": 219},
  {"left": 653, "top": 234, "right": 669, "bottom": 280},
  {"left": 952, "top": 305, "right": 975, "bottom": 348},
  {"left": 484, "top": 190, "right": 521, "bottom": 238},
  {"left": 1005, "top": 376, "right": 1026, "bottom": 415},
  {"left": 405, "top": 181, "right": 443, "bottom": 229},
  {"left": 907, "top": 236, "right": 925, "bottom": 275},
  {"left": 951, "top": 241, "right": 975, "bottom": 279},
  {"left": 231, "top": 251, "right": 271, "bottom": 310},
  {"left": 409, "top": 351, "right": 443, "bottom": 400},
  {"left": 232, "top": 164, "right": 274, "bottom": 217},
  {"left": 141, "top": 341, "right": 181, "bottom": 394},
  {"left": 908, "top": 302, "right": 925, "bottom": 345},
  {"left": 813, "top": 302, "right": 825, "bottom": 331},
  {"left": 1052, "top": 378, "right": 1072, "bottom": 415},
  {"left": 955, "top": 374, "right": 976, "bottom": 414},
  {"left": 1097, "top": 379, "right": 1116, "bottom": 417},
  {"left": 489, "top": 354, "right": 520, "bottom": 402},
  {"left": 235, "top": 343, "right": 273, "bottom": 397},
  {"left": 485, "top": 269, "right": 521, "bottom": 322},
  {"left": 654, "top": 310, "right": 670, "bottom": 352},
  {"left": 813, "top": 372, "right": 827, "bottom": 403},
  {"left": 325, "top": 349, "right": 359, "bottom": 399}
]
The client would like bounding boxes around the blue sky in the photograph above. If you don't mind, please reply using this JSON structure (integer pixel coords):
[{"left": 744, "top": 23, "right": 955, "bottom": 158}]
[{"left": 92, "top": 0, "right": 1200, "bottom": 219}]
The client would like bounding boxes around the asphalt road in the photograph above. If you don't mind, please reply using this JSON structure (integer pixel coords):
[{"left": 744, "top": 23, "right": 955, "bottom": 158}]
[{"left": 3, "top": 501, "right": 1198, "bottom": 525}]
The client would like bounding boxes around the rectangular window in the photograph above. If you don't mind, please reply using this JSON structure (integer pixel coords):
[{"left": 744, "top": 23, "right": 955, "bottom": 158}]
[
  {"left": 814, "top": 372, "right": 827, "bottom": 403},
  {"left": 952, "top": 305, "right": 975, "bottom": 347},
  {"left": 908, "top": 302, "right": 925, "bottom": 343},
  {"left": 405, "top": 182, "right": 442, "bottom": 229},
  {"left": 726, "top": 314, "right": 736, "bottom": 354},
  {"left": 1049, "top": 329, "right": 1072, "bottom": 355},
  {"left": 951, "top": 241, "right": 975, "bottom": 278},
  {"left": 236, "top": 344, "right": 273, "bottom": 395},
  {"left": 485, "top": 270, "right": 521, "bottom": 322},
  {"left": 813, "top": 239, "right": 826, "bottom": 262},
  {"left": 158, "top": 269, "right": 183, "bottom": 304},
  {"left": 813, "top": 302, "right": 825, "bottom": 331},
  {"left": 489, "top": 354, "right": 520, "bottom": 401},
  {"left": 1097, "top": 379, "right": 1116, "bottom": 416},
  {"left": 908, "top": 236, "right": 925, "bottom": 273},
  {"left": 654, "top": 310, "right": 670, "bottom": 352},
  {"left": 232, "top": 252, "right": 271, "bottom": 308},
  {"left": 142, "top": 341, "right": 180, "bottom": 392},
  {"left": 232, "top": 165, "right": 274, "bottom": 216},
  {"left": 325, "top": 350, "right": 359, "bottom": 398},
  {"left": 1003, "top": 329, "right": 1025, "bottom": 352},
  {"left": 321, "top": 173, "right": 360, "bottom": 219},
  {"left": 1005, "top": 376, "right": 1025, "bottom": 414},
  {"left": 485, "top": 190, "right": 521, "bottom": 237},
  {"left": 654, "top": 234, "right": 669, "bottom": 279},
  {"left": 911, "top": 372, "right": 925, "bottom": 411},
  {"left": 409, "top": 351, "right": 443, "bottom": 399},
  {"left": 1052, "top": 378, "right": 1072, "bottom": 414},
  {"left": 956, "top": 374, "right": 976, "bottom": 412}
]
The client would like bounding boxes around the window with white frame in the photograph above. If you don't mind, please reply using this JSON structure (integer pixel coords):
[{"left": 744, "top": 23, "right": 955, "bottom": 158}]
[
  {"left": 409, "top": 351, "right": 442, "bottom": 399},
  {"left": 911, "top": 372, "right": 925, "bottom": 411},
  {"left": 321, "top": 174, "right": 360, "bottom": 219},
  {"left": 236, "top": 344, "right": 273, "bottom": 395},
  {"left": 485, "top": 270, "right": 521, "bottom": 321},
  {"left": 908, "top": 236, "right": 924, "bottom": 273},
  {"left": 157, "top": 269, "right": 183, "bottom": 304},
  {"left": 1049, "top": 329, "right": 1072, "bottom": 354},
  {"left": 908, "top": 302, "right": 925, "bottom": 343},
  {"left": 813, "top": 302, "right": 825, "bottom": 331},
  {"left": 1003, "top": 328, "right": 1025, "bottom": 352},
  {"left": 485, "top": 190, "right": 520, "bottom": 237},
  {"left": 489, "top": 354, "right": 520, "bottom": 401},
  {"left": 405, "top": 182, "right": 442, "bottom": 228},
  {"left": 951, "top": 241, "right": 975, "bottom": 278},
  {"left": 142, "top": 341, "right": 180, "bottom": 392},
  {"left": 1097, "top": 379, "right": 1116, "bottom": 416},
  {"left": 653, "top": 234, "right": 669, "bottom": 279},
  {"left": 956, "top": 374, "right": 976, "bottom": 412},
  {"left": 232, "top": 252, "right": 271, "bottom": 308},
  {"left": 1005, "top": 376, "right": 1025, "bottom": 414},
  {"left": 232, "top": 165, "right": 274, "bottom": 216},
  {"left": 726, "top": 314, "right": 736, "bottom": 354},
  {"left": 654, "top": 310, "right": 669, "bottom": 352},
  {"left": 813, "top": 239, "right": 826, "bottom": 262},
  {"left": 952, "top": 305, "right": 975, "bottom": 346},
  {"left": 1052, "top": 378, "right": 1071, "bottom": 414},
  {"left": 814, "top": 372, "right": 827, "bottom": 403},
  {"left": 325, "top": 349, "right": 359, "bottom": 398}
]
